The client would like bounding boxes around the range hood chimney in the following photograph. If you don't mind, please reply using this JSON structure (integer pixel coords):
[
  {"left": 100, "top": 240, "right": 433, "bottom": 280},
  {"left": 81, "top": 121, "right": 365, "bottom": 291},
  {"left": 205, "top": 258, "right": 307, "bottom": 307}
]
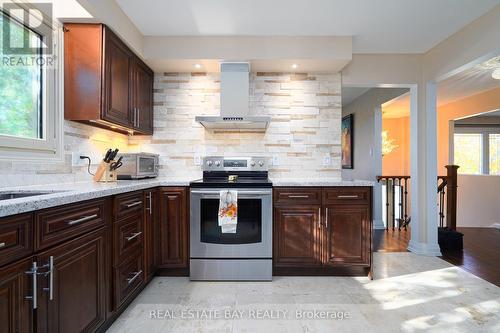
[{"left": 195, "top": 62, "right": 270, "bottom": 131}]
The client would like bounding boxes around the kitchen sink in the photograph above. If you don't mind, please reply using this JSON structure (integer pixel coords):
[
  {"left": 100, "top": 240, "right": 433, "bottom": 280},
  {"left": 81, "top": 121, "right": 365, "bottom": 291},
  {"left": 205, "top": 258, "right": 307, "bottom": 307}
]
[{"left": 0, "top": 191, "right": 58, "bottom": 201}]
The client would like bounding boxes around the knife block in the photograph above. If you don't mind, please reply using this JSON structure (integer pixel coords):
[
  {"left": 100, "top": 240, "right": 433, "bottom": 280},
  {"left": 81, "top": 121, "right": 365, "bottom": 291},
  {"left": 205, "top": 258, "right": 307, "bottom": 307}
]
[{"left": 93, "top": 161, "right": 117, "bottom": 183}]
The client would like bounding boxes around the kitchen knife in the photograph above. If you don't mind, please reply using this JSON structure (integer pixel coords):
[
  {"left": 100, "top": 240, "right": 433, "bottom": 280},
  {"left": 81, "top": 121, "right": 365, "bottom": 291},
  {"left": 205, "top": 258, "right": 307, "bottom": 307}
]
[
  {"left": 103, "top": 149, "right": 112, "bottom": 163},
  {"left": 108, "top": 149, "right": 119, "bottom": 162},
  {"left": 110, "top": 156, "right": 123, "bottom": 171}
]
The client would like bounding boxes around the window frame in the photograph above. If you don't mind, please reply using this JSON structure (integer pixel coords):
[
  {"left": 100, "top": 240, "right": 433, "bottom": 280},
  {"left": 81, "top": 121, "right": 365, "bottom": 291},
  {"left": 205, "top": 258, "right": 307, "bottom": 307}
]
[
  {"left": 453, "top": 126, "right": 500, "bottom": 175},
  {"left": 0, "top": 4, "right": 63, "bottom": 162}
]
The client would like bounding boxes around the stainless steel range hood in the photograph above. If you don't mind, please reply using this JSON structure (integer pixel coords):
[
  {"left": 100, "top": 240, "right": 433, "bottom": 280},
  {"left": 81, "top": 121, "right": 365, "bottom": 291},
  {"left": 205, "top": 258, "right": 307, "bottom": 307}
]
[{"left": 195, "top": 62, "right": 270, "bottom": 131}]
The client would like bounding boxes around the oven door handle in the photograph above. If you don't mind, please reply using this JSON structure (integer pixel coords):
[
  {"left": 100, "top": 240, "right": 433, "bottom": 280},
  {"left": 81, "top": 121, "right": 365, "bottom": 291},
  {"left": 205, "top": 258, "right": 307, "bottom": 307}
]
[{"left": 190, "top": 190, "right": 271, "bottom": 196}]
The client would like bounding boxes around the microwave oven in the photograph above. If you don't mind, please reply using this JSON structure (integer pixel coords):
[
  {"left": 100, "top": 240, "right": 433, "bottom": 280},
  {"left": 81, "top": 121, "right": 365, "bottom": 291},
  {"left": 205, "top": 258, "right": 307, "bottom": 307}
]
[{"left": 116, "top": 153, "right": 159, "bottom": 179}]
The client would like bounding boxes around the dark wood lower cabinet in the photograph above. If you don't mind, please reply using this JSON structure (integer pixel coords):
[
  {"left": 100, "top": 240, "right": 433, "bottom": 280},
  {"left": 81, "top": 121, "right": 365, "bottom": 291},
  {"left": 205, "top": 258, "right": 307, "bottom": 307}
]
[
  {"left": 274, "top": 206, "right": 322, "bottom": 267},
  {"left": 143, "top": 189, "right": 158, "bottom": 280},
  {"left": 36, "top": 228, "right": 107, "bottom": 333},
  {"left": 157, "top": 187, "right": 189, "bottom": 275},
  {"left": 273, "top": 187, "right": 372, "bottom": 276},
  {"left": 324, "top": 204, "right": 371, "bottom": 266},
  {"left": 0, "top": 257, "right": 34, "bottom": 333}
]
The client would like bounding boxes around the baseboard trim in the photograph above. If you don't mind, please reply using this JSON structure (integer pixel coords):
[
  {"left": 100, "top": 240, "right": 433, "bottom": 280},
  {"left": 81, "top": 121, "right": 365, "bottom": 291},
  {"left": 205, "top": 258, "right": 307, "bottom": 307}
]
[
  {"left": 407, "top": 239, "right": 442, "bottom": 256},
  {"left": 491, "top": 223, "right": 500, "bottom": 229},
  {"left": 373, "top": 219, "right": 385, "bottom": 230}
]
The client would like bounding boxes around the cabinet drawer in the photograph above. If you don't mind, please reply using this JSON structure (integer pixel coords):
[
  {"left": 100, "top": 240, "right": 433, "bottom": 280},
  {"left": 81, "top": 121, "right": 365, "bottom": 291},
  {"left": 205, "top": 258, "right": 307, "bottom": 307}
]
[
  {"left": 115, "top": 250, "right": 143, "bottom": 308},
  {"left": 274, "top": 188, "right": 322, "bottom": 205},
  {"left": 323, "top": 187, "right": 371, "bottom": 205},
  {"left": 35, "top": 199, "right": 106, "bottom": 250},
  {"left": 0, "top": 214, "right": 33, "bottom": 267},
  {"left": 115, "top": 215, "right": 143, "bottom": 262},
  {"left": 114, "top": 192, "right": 144, "bottom": 220}
]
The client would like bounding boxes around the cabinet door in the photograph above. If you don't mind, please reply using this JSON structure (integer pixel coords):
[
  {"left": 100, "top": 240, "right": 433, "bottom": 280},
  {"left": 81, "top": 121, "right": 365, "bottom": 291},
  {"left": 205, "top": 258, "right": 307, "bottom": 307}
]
[
  {"left": 158, "top": 188, "right": 188, "bottom": 270},
  {"left": 144, "top": 189, "right": 158, "bottom": 279},
  {"left": 103, "top": 28, "right": 132, "bottom": 127},
  {"left": 323, "top": 205, "right": 371, "bottom": 266},
  {"left": 0, "top": 258, "right": 34, "bottom": 333},
  {"left": 133, "top": 59, "right": 154, "bottom": 134},
  {"left": 36, "top": 228, "right": 107, "bottom": 333},
  {"left": 274, "top": 206, "right": 322, "bottom": 267}
]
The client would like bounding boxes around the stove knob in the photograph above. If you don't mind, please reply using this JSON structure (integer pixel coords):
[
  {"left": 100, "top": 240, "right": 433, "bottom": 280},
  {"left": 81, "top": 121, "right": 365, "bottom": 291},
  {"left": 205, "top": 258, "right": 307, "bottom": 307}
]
[
  {"left": 250, "top": 161, "right": 255, "bottom": 167},
  {"left": 258, "top": 160, "right": 264, "bottom": 167},
  {"left": 215, "top": 160, "right": 221, "bottom": 167},
  {"left": 206, "top": 161, "right": 213, "bottom": 167}
]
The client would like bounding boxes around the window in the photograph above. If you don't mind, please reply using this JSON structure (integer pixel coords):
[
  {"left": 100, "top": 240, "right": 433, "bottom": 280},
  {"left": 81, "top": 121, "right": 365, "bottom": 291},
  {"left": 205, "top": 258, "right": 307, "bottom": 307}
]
[
  {"left": 454, "top": 133, "right": 482, "bottom": 174},
  {"left": 453, "top": 127, "right": 500, "bottom": 175},
  {"left": 0, "top": 5, "right": 62, "bottom": 161},
  {"left": 0, "top": 12, "right": 43, "bottom": 139},
  {"left": 490, "top": 134, "right": 500, "bottom": 175}
]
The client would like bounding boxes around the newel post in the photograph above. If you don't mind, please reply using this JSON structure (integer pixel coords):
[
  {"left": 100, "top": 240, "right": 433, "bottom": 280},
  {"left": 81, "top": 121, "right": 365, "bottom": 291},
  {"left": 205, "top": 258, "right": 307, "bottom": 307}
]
[{"left": 445, "top": 165, "right": 459, "bottom": 230}]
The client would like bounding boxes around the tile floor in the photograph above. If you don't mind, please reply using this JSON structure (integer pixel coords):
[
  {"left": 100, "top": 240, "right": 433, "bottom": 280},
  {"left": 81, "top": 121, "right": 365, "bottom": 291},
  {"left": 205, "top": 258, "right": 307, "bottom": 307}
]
[{"left": 107, "top": 253, "right": 500, "bottom": 333}]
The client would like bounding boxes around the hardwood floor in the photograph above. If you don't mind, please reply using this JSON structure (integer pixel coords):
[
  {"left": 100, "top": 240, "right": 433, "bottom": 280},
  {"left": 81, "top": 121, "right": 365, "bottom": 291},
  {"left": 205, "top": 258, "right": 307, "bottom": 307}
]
[
  {"left": 373, "top": 228, "right": 410, "bottom": 252},
  {"left": 440, "top": 227, "right": 500, "bottom": 287},
  {"left": 373, "top": 227, "right": 500, "bottom": 287}
]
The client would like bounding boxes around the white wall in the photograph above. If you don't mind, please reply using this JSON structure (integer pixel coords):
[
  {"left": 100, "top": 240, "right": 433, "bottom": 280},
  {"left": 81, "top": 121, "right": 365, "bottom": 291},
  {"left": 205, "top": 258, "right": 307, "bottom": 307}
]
[
  {"left": 341, "top": 88, "right": 408, "bottom": 228},
  {"left": 457, "top": 175, "right": 500, "bottom": 227}
]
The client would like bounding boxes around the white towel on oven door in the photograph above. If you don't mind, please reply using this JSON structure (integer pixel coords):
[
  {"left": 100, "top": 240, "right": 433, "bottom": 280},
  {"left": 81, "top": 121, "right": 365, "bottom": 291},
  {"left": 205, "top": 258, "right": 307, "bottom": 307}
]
[{"left": 218, "top": 190, "right": 237, "bottom": 233}]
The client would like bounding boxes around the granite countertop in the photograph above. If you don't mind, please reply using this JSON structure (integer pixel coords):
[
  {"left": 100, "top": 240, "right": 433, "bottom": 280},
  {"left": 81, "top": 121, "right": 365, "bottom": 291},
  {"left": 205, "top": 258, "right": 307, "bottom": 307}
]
[
  {"left": 271, "top": 178, "right": 375, "bottom": 187},
  {"left": 0, "top": 178, "right": 191, "bottom": 218},
  {"left": 0, "top": 177, "right": 373, "bottom": 218}
]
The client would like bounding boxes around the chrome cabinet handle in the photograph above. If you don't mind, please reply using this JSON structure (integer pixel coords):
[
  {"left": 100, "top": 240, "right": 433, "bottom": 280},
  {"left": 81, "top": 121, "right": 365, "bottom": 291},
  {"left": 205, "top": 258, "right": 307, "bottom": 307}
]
[
  {"left": 126, "top": 201, "right": 142, "bottom": 208},
  {"left": 25, "top": 262, "right": 38, "bottom": 309},
  {"left": 288, "top": 195, "right": 309, "bottom": 198},
  {"left": 318, "top": 207, "right": 321, "bottom": 228},
  {"left": 190, "top": 190, "right": 271, "bottom": 195},
  {"left": 337, "top": 195, "right": 359, "bottom": 199},
  {"left": 125, "top": 231, "right": 142, "bottom": 241},
  {"left": 137, "top": 108, "right": 140, "bottom": 127},
  {"left": 67, "top": 214, "right": 98, "bottom": 226},
  {"left": 325, "top": 208, "right": 328, "bottom": 228},
  {"left": 42, "top": 256, "right": 54, "bottom": 300},
  {"left": 126, "top": 270, "right": 142, "bottom": 285},
  {"left": 146, "top": 193, "right": 152, "bottom": 215},
  {"left": 0, "top": 242, "right": 5, "bottom": 248}
]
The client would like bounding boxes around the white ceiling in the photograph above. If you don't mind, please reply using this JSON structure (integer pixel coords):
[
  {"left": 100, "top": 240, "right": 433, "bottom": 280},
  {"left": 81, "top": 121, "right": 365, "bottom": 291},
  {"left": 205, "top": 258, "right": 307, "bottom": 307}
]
[{"left": 116, "top": 0, "right": 500, "bottom": 53}]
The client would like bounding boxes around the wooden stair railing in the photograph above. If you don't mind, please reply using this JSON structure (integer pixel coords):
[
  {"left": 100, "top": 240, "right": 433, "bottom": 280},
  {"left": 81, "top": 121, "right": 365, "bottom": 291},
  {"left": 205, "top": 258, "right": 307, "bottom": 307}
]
[{"left": 377, "top": 165, "right": 459, "bottom": 231}]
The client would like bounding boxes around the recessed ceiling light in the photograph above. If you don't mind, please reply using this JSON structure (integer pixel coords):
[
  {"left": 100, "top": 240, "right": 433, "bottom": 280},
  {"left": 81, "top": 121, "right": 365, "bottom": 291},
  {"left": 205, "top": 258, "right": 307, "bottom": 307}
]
[
  {"left": 291, "top": 64, "right": 298, "bottom": 69},
  {"left": 492, "top": 68, "right": 500, "bottom": 80},
  {"left": 194, "top": 64, "right": 201, "bottom": 69}
]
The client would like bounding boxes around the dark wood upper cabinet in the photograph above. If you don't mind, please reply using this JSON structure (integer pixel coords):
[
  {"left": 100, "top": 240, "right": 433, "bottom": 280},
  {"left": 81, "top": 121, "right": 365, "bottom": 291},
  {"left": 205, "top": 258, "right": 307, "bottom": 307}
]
[
  {"left": 103, "top": 29, "right": 133, "bottom": 127},
  {"left": 0, "top": 257, "right": 34, "bottom": 333},
  {"left": 323, "top": 204, "right": 370, "bottom": 266},
  {"left": 133, "top": 59, "right": 154, "bottom": 134},
  {"left": 64, "top": 23, "right": 154, "bottom": 135},
  {"left": 36, "top": 228, "right": 107, "bottom": 333},
  {"left": 158, "top": 187, "right": 189, "bottom": 274},
  {"left": 274, "top": 206, "right": 322, "bottom": 267}
]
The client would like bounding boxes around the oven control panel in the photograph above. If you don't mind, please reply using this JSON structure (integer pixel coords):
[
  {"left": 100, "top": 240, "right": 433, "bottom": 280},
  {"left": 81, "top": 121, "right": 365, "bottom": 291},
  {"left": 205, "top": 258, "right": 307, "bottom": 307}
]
[{"left": 203, "top": 156, "right": 268, "bottom": 171}]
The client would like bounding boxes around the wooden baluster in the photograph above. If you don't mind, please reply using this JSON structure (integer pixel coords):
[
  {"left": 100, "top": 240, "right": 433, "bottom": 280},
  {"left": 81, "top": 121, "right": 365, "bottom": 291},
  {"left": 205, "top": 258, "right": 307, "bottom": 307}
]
[
  {"left": 445, "top": 165, "right": 459, "bottom": 231},
  {"left": 404, "top": 177, "right": 408, "bottom": 230}
]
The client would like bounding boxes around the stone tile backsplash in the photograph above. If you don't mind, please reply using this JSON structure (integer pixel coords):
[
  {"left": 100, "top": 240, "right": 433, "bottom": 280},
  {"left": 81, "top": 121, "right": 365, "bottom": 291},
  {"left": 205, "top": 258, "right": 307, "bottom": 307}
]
[
  {"left": 129, "top": 72, "right": 342, "bottom": 179},
  {"left": 0, "top": 71, "right": 342, "bottom": 187}
]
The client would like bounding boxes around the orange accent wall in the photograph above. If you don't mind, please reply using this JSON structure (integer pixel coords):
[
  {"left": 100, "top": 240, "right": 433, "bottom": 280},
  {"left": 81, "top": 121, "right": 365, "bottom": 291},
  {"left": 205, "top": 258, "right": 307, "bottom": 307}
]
[
  {"left": 438, "top": 87, "right": 500, "bottom": 175},
  {"left": 382, "top": 116, "right": 410, "bottom": 175}
]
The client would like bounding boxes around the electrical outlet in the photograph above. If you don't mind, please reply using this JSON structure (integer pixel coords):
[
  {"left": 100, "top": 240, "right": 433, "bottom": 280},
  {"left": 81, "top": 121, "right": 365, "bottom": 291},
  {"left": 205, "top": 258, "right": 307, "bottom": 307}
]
[
  {"left": 272, "top": 155, "right": 280, "bottom": 166},
  {"left": 323, "top": 154, "right": 331, "bottom": 166},
  {"left": 194, "top": 154, "right": 202, "bottom": 166},
  {"left": 72, "top": 152, "right": 88, "bottom": 167}
]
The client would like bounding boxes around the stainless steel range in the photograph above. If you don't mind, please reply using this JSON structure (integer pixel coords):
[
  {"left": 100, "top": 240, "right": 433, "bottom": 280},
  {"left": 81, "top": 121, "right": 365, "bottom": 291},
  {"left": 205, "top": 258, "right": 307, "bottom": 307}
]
[{"left": 190, "top": 156, "right": 272, "bottom": 281}]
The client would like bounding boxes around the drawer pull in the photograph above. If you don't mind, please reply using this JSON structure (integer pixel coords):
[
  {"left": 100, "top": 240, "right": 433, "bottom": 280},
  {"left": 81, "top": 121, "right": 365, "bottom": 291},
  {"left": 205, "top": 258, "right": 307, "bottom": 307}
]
[
  {"left": 125, "top": 232, "right": 142, "bottom": 242},
  {"left": 337, "top": 195, "right": 359, "bottom": 199},
  {"left": 288, "top": 195, "right": 309, "bottom": 198},
  {"left": 67, "top": 214, "right": 98, "bottom": 226},
  {"left": 126, "top": 201, "right": 142, "bottom": 208},
  {"left": 126, "top": 270, "right": 142, "bottom": 285},
  {"left": 0, "top": 242, "right": 5, "bottom": 248}
]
